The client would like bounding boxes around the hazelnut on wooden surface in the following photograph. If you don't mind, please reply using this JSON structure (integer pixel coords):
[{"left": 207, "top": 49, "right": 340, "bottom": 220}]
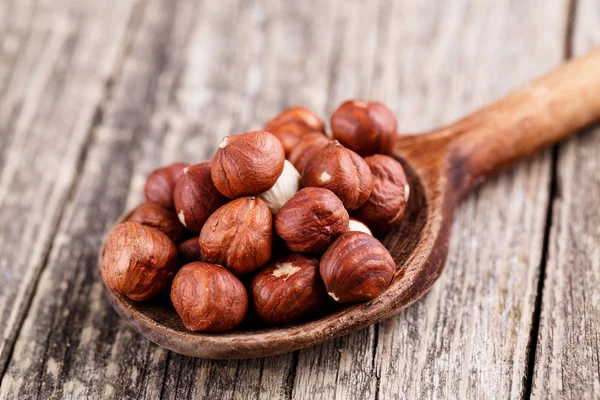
[
  {"left": 177, "top": 237, "right": 206, "bottom": 266},
  {"left": 287, "top": 132, "right": 330, "bottom": 173},
  {"left": 171, "top": 262, "right": 248, "bottom": 332},
  {"left": 259, "top": 160, "right": 301, "bottom": 214},
  {"left": 353, "top": 155, "right": 410, "bottom": 234},
  {"left": 127, "top": 203, "right": 185, "bottom": 243},
  {"left": 144, "top": 162, "right": 189, "bottom": 210},
  {"left": 348, "top": 217, "right": 372, "bottom": 236},
  {"left": 302, "top": 141, "right": 373, "bottom": 210},
  {"left": 320, "top": 231, "right": 395, "bottom": 303},
  {"left": 264, "top": 106, "right": 325, "bottom": 134},
  {"left": 101, "top": 222, "right": 178, "bottom": 302},
  {"left": 211, "top": 131, "right": 285, "bottom": 198},
  {"left": 173, "top": 162, "right": 228, "bottom": 233},
  {"left": 251, "top": 253, "right": 326, "bottom": 325},
  {"left": 275, "top": 187, "right": 349, "bottom": 253},
  {"left": 200, "top": 197, "right": 272, "bottom": 275},
  {"left": 331, "top": 100, "right": 397, "bottom": 156}
]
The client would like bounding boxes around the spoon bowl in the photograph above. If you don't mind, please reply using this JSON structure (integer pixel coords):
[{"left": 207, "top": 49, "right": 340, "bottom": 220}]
[{"left": 104, "top": 48, "right": 600, "bottom": 359}]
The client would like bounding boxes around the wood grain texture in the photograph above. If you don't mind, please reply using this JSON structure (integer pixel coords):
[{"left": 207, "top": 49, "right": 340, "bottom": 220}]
[
  {"left": 0, "top": 0, "right": 136, "bottom": 383},
  {"left": 532, "top": 0, "right": 600, "bottom": 397},
  {"left": 0, "top": 0, "right": 588, "bottom": 399},
  {"left": 371, "top": 0, "right": 567, "bottom": 398}
]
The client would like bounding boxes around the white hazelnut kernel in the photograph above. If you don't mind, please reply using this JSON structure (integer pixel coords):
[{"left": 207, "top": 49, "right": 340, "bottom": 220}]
[
  {"left": 404, "top": 184, "right": 410, "bottom": 201},
  {"left": 349, "top": 219, "right": 372, "bottom": 236},
  {"left": 319, "top": 171, "right": 331, "bottom": 182},
  {"left": 178, "top": 210, "right": 187, "bottom": 228},
  {"left": 259, "top": 160, "right": 301, "bottom": 214},
  {"left": 219, "top": 136, "right": 229, "bottom": 148},
  {"left": 328, "top": 292, "right": 340, "bottom": 302},
  {"left": 272, "top": 262, "right": 301, "bottom": 280}
]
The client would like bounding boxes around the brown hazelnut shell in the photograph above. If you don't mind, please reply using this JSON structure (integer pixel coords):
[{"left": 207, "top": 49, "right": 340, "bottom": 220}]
[
  {"left": 127, "top": 203, "right": 185, "bottom": 243},
  {"left": 353, "top": 155, "right": 410, "bottom": 234},
  {"left": 251, "top": 253, "right": 326, "bottom": 325},
  {"left": 331, "top": 100, "right": 397, "bottom": 156},
  {"left": 211, "top": 131, "right": 285, "bottom": 198},
  {"left": 171, "top": 262, "right": 248, "bottom": 332},
  {"left": 177, "top": 237, "right": 206, "bottom": 266},
  {"left": 302, "top": 141, "right": 373, "bottom": 210},
  {"left": 144, "top": 162, "right": 189, "bottom": 210},
  {"left": 320, "top": 232, "right": 395, "bottom": 303},
  {"left": 264, "top": 106, "right": 325, "bottom": 134},
  {"left": 269, "top": 123, "right": 315, "bottom": 156},
  {"left": 275, "top": 187, "right": 349, "bottom": 253},
  {"left": 287, "top": 132, "right": 330, "bottom": 173},
  {"left": 173, "top": 162, "right": 228, "bottom": 232},
  {"left": 199, "top": 197, "right": 272, "bottom": 275},
  {"left": 101, "top": 221, "right": 178, "bottom": 302}
]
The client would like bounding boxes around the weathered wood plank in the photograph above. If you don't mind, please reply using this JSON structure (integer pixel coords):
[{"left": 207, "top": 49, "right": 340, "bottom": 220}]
[
  {"left": 531, "top": 0, "right": 600, "bottom": 397},
  {"left": 0, "top": 0, "right": 299, "bottom": 398},
  {"left": 0, "top": 0, "right": 136, "bottom": 382},
  {"left": 372, "top": 0, "right": 568, "bottom": 398}
]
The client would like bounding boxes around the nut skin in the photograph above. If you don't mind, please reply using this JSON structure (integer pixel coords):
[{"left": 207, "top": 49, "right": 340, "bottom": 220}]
[
  {"left": 177, "top": 237, "right": 206, "bottom": 265},
  {"left": 258, "top": 160, "right": 301, "bottom": 214},
  {"left": 173, "top": 162, "right": 228, "bottom": 233},
  {"left": 264, "top": 106, "right": 325, "bottom": 135},
  {"left": 302, "top": 141, "right": 373, "bottom": 210},
  {"left": 353, "top": 155, "right": 410, "bottom": 234},
  {"left": 275, "top": 187, "right": 349, "bottom": 253},
  {"left": 251, "top": 253, "right": 326, "bottom": 325},
  {"left": 171, "top": 262, "right": 248, "bottom": 332},
  {"left": 269, "top": 123, "right": 317, "bottom": 156},
  {"left": 144, "top": 162, "right": 190, "bottom": 210},
  {"left": 211, "top": 131, "right": 285, "bottom": 198},
  {"left": 320, "top": 231, "right": 395, "bottom": 303},
  {"left": 199, "top": 197, "right": 272, "bottom": 275},
  {"left": 127, "top": 203, "right": 185, "bottom": 243},
  {"left": 331, "top": 100, "right": 397, "bottom": 156},
  {"left": 287, "top": 132, "right": 330, "bottom": 173},
  {"left": 101, "top": 221, "right": 178, "bottom": 302}
]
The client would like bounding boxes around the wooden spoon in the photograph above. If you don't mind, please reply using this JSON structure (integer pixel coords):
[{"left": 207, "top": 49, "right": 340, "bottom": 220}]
[{"left": 104, "top": 48, "right": 600, "bottom": 359}]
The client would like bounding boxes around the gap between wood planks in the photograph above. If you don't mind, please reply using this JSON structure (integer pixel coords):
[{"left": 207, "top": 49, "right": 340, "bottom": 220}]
[
  {"left": 0, "top": 0, "right": 148, "bottom": 387},
  {"left": 524, "top": 0, "right": 578, "bottom": 398}
]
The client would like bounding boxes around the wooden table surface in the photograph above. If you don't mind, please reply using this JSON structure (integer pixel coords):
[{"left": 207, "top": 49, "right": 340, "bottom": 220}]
[{"left": 0, "top": 0, "right": 599, "bottom": 398}]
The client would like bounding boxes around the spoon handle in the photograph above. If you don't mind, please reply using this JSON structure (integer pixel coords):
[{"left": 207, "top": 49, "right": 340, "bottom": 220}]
[{"left": 444, "top": 47, "right": 600, "bottom": 192}]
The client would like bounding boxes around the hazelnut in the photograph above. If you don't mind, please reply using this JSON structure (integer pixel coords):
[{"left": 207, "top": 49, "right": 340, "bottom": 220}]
[
  {"left": 287, "top": 132, "right": 330, "bottom": 173},
  {"left": 348, "top": 217, "right": 372, "bottom": 236},
  {"left": 268, "top": 123, "right": 316, "bottom": 156},
  {"left": 353, "top": 155, "right": 410, "bottom": 234},
  {"left": 200, "top": 197, "right": 272, "bottom": 275},
  {"left": 211, "top": 131, "right": 285, "bottom": 198},
  {"left": 171, "top": 262, "right": 248, "bottom": 332},
  {"left": 302, "top": 141, "right": 373, "bottom": 210},
  {"left": 264, "top": 106, "right": 325, "bottom": 134},
  {"left": 320, "top": 232, "right": 395, "bottom": 303},
  {"left": 101, "top": 221, "right": 178, "bottom": 301},
  {"left": 127, "top": 203, "right": 185, "bottom": 243},
  {"left": 177, "top": 237, "right": 206, "bottom": 265},
  {"left": 251, "top": 253, "right": 326, "bottom": 325},
  {"left": 144, "top": 162, "right": 189, "bottom": 210},
  {"left": 331, "top": 100, "right": 397, "bottom": 156},
  {"left": 173, "top": 162, "right": 228, "bottom": 232},
  {"left": 259, "top": 160, "right": 301, "bottom": 214},
  {"left": 275, "top": 187, "right": 349, "bottom": 253}
]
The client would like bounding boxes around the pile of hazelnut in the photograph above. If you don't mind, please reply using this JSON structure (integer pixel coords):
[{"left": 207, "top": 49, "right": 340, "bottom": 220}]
[{"left": 101, "top": 100, "right": 410, "bottom": 332}]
